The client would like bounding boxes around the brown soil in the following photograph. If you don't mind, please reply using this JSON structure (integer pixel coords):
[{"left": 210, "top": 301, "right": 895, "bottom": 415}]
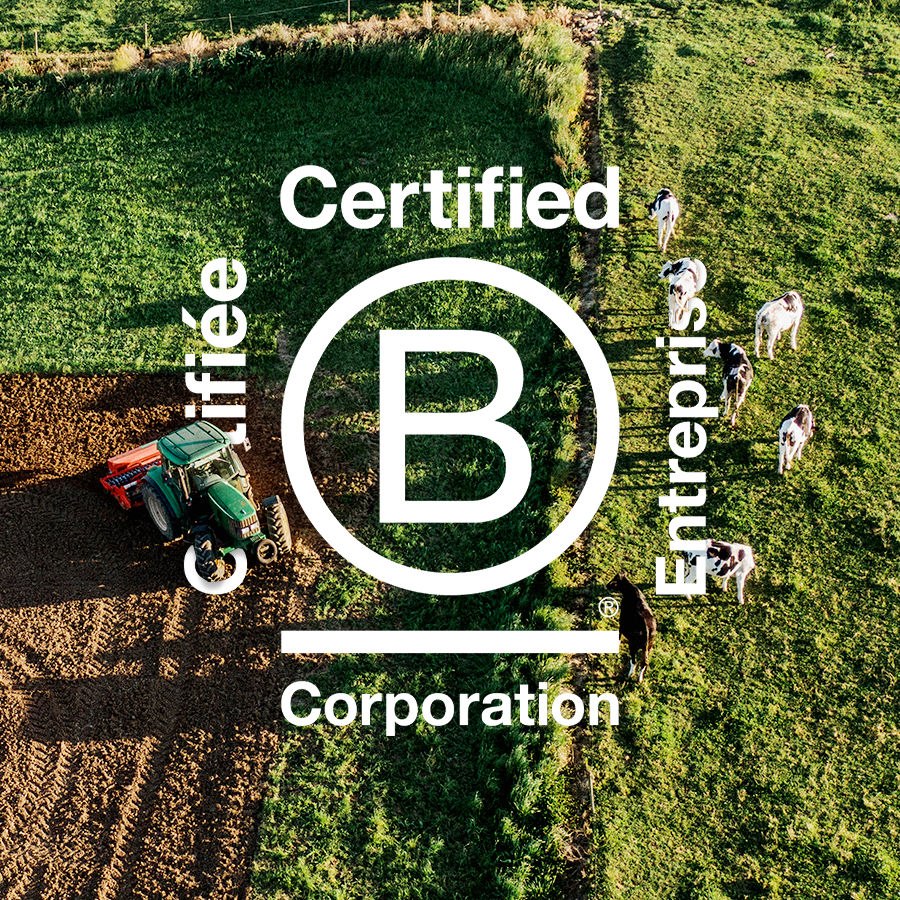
[{"left": 0, "top": 373, "right": 326, "bottom": 900}]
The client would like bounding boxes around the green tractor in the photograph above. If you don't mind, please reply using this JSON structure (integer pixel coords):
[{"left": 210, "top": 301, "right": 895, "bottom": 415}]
[{"left": 139, "top": 421, "right": 291, "bottom": 581}]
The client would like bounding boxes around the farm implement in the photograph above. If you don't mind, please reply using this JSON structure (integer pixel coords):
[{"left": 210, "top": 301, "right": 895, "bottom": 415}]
[
  {"left": 101, "top": 421, "right": 291, "bottom": 581},
  {"left": 100, "top": 441, "right": 162, "bottom": 509}
]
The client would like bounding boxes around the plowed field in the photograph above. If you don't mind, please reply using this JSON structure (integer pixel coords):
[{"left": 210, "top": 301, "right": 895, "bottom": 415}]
[{"left": 0, "top": 374, "right": 320, "bottom": 900}]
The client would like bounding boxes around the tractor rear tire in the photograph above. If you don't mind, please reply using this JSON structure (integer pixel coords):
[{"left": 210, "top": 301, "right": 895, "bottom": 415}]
[
  {"left": 194, "top": 527, "right": 225, "bottom": 582},
  {"left": 142, "top": 480, "right": 182, "bottom": 542},
  {"left": 262, "top": 496, "right": 292, "bottom": 558}
]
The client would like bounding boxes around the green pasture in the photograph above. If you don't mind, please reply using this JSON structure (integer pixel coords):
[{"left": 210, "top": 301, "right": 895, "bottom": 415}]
[
  {"left": 0, "top": 31, "right": 583, "bottom": 374},
  {"left": 0, "top": 0, "right": 594, "bottom": 52},
  {"left": 3, "top": 0, "right": 900, "bottom": 54},
  {"left": 3, "top": 5, "right": 900, "bottom": 899},
  {"left": 0, "top": 0, "right": 459, "bottom": 51},
  {"left": 571, "top": 5, "right": 900, "bottom": 899}
]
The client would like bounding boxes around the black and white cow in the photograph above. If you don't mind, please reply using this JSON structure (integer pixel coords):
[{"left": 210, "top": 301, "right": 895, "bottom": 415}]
[
  {"left": 648, "top": 188, "right": 680, "bottom": 253},
  {"left": 608, "top": 572, "right": 658, "bottom": 683},
  {"left": 754, "top": 290, "right": 804, "bottom": 359},
  {"left": 684, "top": 539, "right": 757, "bottom": 604},
  {"left": 703, "top": 338, "right": 754, "bottom": 427},
  {"left": 778, "top": 404, "right": 814, "bottom": 475},
  {"left": 659, "top": 257, "right": 707, "bottom": 329}
]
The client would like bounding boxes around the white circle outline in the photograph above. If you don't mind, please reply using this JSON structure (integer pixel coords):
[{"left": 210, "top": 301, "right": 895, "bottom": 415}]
[{"left": 281, "top": 257, "right": 619, "bottom": 596}]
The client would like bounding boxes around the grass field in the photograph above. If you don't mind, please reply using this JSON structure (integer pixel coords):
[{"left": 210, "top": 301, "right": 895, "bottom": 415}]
[
  {"left": 0, "top": 31, "right": 583, "bottom": 373},
  {"left": 0, "top": 0, "right": 445, "bottom": 51},
  {"left": 0, "top": 0, "right": 594, "bottom": 51},
  {"left": 569, "top": 4, "right": 900, "bottom": 898}
]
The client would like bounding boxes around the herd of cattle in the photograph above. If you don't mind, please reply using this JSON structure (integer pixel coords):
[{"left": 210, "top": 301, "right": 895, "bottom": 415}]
[{"left": 606, "top": 189, "right": 816, "bottom": 682}]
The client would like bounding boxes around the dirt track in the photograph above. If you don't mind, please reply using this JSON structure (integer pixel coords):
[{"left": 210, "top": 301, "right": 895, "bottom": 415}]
[{"left": 0, "top": 374, "right": 324, "bottom": 899}]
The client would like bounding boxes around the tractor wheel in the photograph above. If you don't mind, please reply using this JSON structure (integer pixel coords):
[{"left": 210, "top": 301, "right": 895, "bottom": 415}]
[
  {"left": 255, "top": 538, "right": 278, "bottom": 565},
  {"left": 194, "top": 527, "right": 225, "bottom": 582},
  {"left": 142, "top": 480, "right": 182, "bottom": 542},
  {"left": 262, "top": 496, "right": 292, "bottom": 558}
]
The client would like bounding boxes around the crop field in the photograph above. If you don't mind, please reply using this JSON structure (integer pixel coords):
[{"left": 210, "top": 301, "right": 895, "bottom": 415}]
[
  {"left": 1, "top": 4, "right": 899, "bottom": 900},
  {"left": 0, "top": 374, "right": 316, "bottom": 899},
  {"left": 0, "top": 26, "right": 593, "bottom": 900}
]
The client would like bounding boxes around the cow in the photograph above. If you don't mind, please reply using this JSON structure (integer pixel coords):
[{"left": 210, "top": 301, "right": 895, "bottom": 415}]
[
  {"left": 659, "top": 257, "right": 707, "bottom": 329},
  {"left": 778, "top": 404, "right": 814, "bottom": 475},
  {"left": 703, "top": 338, "right": 754, "bottom": 427},
  {"left": 649, "top": 188, "right": 680, "bottom": 253},
  {"left": 607, "top": 572, "right": 658, "bottom": 683},
  {"left": 754, "top": 291, "right": 804, "bottom": 359},
  {"left": 684, "top": 539, "right": 757, "bottom": 604}
]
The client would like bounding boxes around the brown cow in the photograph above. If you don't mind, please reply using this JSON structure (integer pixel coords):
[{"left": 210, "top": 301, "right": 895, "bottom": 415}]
[{"left": 607, "top": 572, "right": 658, "bottom": 683}]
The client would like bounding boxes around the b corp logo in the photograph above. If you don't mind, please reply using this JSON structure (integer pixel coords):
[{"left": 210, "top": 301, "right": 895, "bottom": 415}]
[{"left": 281, "top": 258, "right": 619, "bottom": 596}]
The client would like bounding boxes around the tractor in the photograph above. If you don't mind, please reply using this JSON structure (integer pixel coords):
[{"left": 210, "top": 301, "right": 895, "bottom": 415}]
[{"left": 101, "top": 421, "right": 291, "bottom": 581}]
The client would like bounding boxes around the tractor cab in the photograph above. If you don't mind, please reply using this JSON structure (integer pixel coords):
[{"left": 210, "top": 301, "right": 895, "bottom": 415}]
[
  {"left": 157, "top": 422, "right": 249, "bottom": 494},
  {"left": 189, "top": 452, "right": 242, "bottom": 492}
]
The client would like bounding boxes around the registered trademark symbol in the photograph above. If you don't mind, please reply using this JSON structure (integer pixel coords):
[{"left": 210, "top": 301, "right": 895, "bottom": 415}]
[{"left": 598, "top": 596, "right": 619, "bottom": 618}]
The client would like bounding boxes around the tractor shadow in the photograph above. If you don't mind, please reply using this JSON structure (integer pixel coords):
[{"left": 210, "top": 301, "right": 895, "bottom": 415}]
[{"left": 0, "top": 473, "right": 184, "bottom": 609}]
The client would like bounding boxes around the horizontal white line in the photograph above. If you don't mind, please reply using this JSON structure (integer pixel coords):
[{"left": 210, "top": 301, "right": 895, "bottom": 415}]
[{"left": 280, "top": 630, "right": 620, "bottom": 655}]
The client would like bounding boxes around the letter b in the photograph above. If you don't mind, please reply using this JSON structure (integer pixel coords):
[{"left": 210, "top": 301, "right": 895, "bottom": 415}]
[{"left": 379, "top": 330, "right": 531, "bottom": 523}]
